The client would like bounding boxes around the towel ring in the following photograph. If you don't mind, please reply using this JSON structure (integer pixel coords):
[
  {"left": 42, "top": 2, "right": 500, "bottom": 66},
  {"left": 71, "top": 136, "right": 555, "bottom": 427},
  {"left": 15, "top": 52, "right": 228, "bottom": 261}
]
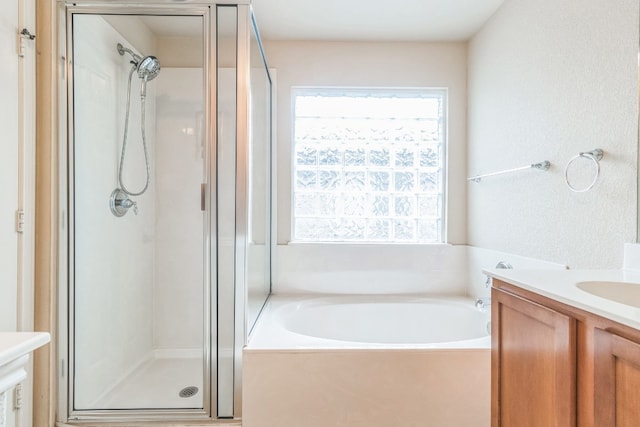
[{"left": 564, "top": 149, "right": 603, "bottom": 193}]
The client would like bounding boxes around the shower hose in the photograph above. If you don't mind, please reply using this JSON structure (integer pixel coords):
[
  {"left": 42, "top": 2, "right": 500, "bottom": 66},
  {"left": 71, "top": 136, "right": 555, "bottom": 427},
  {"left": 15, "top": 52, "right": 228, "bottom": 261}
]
[{"left": 118, "top": 66, "right": 151, "bottom": 196}]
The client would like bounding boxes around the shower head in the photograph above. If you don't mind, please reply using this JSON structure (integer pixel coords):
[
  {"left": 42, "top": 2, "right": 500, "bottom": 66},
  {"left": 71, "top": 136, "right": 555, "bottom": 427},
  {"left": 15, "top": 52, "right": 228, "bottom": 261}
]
[
  {"left": 137, "top": 55, "right": 161, "bottom": 82},
  {"left": 117, "top": 43, "right": 161, "bottom": 98},
  {"left": 137, "top": 55, "right": 161, "bottom": 98}
]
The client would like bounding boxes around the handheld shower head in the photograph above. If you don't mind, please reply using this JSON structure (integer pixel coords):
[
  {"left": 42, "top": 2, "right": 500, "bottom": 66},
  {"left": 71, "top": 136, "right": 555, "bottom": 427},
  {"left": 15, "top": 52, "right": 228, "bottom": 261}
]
[
  {"left": 137, "top": 55, "right": 161, "bottom": 81},
  {"left": 117, "top": 43, "right": 161, "bottom": 98},
  {"left": 116, "top": 42, "right": 161, "bottom": 197},
  {"left": 137, "top": 56, "right": 161, "bottom": 98}
]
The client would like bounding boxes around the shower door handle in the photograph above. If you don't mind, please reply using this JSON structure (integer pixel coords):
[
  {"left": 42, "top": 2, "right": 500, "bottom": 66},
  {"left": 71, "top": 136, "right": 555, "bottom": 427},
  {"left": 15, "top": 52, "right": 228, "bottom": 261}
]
[{"left": 201, "top": 183, "right": 206, "bottom": 211}]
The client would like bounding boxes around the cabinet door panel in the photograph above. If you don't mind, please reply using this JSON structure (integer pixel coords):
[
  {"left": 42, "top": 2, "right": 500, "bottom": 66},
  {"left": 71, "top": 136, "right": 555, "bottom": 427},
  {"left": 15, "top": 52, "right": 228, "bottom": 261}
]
[
  {"left": 594, "top": 329, "right": 640, "bottom": 427},
  {"left": 492, "top": 289, "right": 576, "bottom": 427}
]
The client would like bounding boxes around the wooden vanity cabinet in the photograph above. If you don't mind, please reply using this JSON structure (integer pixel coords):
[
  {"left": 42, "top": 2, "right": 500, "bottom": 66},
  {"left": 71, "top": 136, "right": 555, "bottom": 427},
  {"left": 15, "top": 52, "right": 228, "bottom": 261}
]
[
  {"left": 593, "top": 329, "right": 640, "bottom": 426},
  {"left": 491, "top": 287, "right": 576, "bottom": 427},
  {"left": 492, "top": 280, "right": 640, "bottom": 427}
]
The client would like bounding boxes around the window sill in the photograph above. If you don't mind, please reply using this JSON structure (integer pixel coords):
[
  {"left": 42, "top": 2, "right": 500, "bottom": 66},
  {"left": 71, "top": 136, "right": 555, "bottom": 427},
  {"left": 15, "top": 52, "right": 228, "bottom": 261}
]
[{"left": 284, "top": 241, "right": 452, "bottom": 247}]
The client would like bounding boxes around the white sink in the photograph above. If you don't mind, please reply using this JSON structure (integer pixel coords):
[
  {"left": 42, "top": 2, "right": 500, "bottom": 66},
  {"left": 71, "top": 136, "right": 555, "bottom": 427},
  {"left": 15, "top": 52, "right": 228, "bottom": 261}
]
[
  {"left": 576, "top": 281, "right": 640, "bottom": 308},
  {"left": 0, "top": 332, "right": 50, "bottom": 394}
]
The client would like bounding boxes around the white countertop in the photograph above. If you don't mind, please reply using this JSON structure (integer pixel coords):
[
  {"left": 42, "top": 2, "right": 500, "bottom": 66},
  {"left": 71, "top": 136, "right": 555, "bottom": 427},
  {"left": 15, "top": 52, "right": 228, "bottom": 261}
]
[
  {"left": 485, "top": 269, "right": 640, "bottom": 330},
  {"left": 0, "top": 332, "right": 50, "bottom": 368},
  {"left": 0, "top": 332, "right": 50, "bottom": 395}
]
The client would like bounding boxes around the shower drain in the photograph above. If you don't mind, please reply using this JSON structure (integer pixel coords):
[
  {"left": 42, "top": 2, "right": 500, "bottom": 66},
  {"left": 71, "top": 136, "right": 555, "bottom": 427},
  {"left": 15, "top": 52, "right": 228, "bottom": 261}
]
[{"left": 179, "top": 386, "right": 199, "bottom": 398}]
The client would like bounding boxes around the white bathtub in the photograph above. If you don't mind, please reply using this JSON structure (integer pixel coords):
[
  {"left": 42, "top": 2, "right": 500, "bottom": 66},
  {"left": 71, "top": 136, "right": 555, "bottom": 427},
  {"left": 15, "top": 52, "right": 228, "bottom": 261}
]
[
  {"left": 248, "top": 295, "right": 490, "bottom": 348},
  {"left": 243, "top": 295, "right": 491, "bottom": 427}
]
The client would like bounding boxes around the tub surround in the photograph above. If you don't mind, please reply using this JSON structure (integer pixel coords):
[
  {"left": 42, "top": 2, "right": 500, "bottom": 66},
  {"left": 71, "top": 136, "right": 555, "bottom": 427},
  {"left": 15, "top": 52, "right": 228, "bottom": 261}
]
[
  {"left": 274, "top": 243, "right": 469, "bottom": 295},
  {"left": 243, "top": 349, "right": 489, "bottom": 427},
  {"left": 274, "top": 244, "right": 567, "bottom": 297},
  {"left": 249, "top": 245, "right": 567, "bottom": 427},
  {"left": 249, "top": 244, "right": 638, "bottom": 427},
  {"left": 244, "top": 295, "right": 490, "bottom": 427}
]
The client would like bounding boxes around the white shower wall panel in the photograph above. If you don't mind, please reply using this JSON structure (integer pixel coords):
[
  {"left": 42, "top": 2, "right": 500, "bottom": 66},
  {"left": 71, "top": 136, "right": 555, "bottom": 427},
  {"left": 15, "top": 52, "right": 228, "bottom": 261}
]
[
  {"left": 153, "top": 68, "right": 205, "bottom": 351},
  {"left": 72, "top": 15, "right": 156, "bottom": 408}
]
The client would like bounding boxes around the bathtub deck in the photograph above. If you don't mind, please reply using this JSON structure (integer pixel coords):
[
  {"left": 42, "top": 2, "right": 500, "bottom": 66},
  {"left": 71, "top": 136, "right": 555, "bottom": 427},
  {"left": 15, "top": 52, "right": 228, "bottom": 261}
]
[{"left": 247, "top": 294, "right": 491, "bottom": 350}]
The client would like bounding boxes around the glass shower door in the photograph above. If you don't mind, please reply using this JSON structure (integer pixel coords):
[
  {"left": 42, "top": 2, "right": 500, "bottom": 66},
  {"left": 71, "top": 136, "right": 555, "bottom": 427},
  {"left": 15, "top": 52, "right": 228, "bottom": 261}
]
[
  {"left": 246, "top": 12, "right": 273, "bottom": 333},
  {"left": 70, "top": 11, "right": 208, "bottom": 413}
]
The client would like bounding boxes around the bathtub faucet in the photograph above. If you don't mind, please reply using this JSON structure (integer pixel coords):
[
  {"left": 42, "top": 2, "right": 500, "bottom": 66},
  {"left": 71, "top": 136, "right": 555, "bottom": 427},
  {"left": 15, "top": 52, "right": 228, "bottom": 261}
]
[{"left": 475, "top": 297, "right": 491, "bottom": 310}]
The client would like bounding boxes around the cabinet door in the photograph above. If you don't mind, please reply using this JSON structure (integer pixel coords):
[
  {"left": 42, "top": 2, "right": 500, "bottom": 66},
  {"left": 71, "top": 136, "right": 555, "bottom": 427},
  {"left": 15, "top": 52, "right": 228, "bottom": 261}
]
[
  {"left": 593, "top": 329, "right": 640, "bottom": 427},
  {"left": 492, "top": 288, "right": 576, "bottom": 427}
]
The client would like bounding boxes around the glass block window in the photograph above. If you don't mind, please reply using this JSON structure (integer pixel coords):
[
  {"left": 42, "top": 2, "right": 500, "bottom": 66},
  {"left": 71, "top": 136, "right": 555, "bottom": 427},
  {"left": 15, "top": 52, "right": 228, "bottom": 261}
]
[{"left": 292, "top": 88, "right": 446, "bottom": 243}]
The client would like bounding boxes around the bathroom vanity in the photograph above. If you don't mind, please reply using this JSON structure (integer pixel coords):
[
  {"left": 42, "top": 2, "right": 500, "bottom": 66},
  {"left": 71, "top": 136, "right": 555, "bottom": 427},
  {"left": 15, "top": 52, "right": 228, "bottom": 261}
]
[
  {"left": 0, "top": 332, "right": 49, "bottom": 391},
  {"left": 489, "top": 270, "right": 640, "bottom": 427},
  {"left": 0, "top": 332, "right": 50, "bottom": 427}
]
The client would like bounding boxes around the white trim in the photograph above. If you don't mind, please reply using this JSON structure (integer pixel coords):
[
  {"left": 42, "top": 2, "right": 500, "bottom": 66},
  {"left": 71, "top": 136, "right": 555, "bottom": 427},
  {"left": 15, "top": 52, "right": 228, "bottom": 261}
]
[
  {"left": 233, "top": 4, "right": 251, "bottom": 418},
  {"left": 269, "top": 67, "right": 278, "bottom": 308},
  {"left": 16, "top": 1, "right": 36, "bottom": 425},
  {"left": 17, "top": 0, "right": 36, "bottom": 335}
]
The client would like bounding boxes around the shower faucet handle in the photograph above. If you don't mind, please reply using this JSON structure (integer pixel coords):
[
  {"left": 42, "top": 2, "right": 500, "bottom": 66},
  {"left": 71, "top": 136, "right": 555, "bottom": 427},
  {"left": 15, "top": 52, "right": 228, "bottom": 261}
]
[
  {"left": 109, "top": 188, "right": 138, "bottom": 217},
  {"left": 120, "top": 197, "right": 138, "bottom": 215}
]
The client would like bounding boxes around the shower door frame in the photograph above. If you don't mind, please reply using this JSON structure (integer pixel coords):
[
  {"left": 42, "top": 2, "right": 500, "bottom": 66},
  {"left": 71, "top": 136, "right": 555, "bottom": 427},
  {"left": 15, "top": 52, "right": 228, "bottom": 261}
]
[{"left": 57, "top": 1, "right": 251, "bottom": 423}]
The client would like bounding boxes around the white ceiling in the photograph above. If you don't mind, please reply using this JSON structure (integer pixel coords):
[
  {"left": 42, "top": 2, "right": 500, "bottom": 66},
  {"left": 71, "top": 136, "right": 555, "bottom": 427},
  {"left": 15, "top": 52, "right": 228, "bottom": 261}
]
[{"left": 251, "top": 0, "right": 506, "bottom": 42}]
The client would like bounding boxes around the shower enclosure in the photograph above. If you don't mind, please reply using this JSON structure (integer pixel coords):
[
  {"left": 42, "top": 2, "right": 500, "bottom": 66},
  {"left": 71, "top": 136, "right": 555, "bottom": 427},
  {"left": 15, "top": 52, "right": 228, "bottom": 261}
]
[{"left": 58, "top": 1, "right": 272, "bottom": 423}]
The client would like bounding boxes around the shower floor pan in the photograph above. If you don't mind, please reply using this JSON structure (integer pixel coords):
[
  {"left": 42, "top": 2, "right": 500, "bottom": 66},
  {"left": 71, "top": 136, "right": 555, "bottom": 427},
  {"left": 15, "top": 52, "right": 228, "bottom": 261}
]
[{"left": 92, "top": 355, "right": 203, "bottom": 410}]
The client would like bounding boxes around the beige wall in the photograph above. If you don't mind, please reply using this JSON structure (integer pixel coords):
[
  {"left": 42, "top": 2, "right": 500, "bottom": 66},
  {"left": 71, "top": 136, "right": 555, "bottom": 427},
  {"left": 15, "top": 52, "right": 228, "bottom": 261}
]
[
  {"left": 467, "top": 0, "right": 638, "bottom": 268},
  {"left": 263, "top": 40, "right": 468, "bottom": 245}
]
